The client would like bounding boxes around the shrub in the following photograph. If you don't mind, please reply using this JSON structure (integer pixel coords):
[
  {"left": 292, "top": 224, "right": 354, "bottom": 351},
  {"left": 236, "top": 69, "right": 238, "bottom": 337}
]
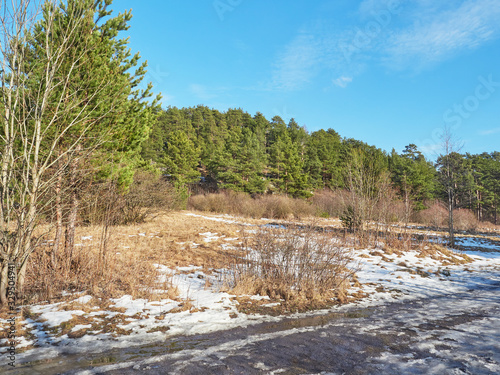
[
  {"left": 454, "top": 208, "right": 479, "bottom": 232},
  {"left": 290, "top": 197, "right": 317, "bottom": 219},
  {"left": 310, "top": 189, "right": 348, "bottom": 218},
  {"left": 373, "top": 188, "right": 408, "bottom": 224},
  {"left": 81, "top": 172, "right": 181, "bottom": 225},
  {"left": 188, "top": 192, "right": 228, "bottom": 213},
  {"left": 237, "top": 195, "right": 266, "bottom": 218},
  {"left": 413, "top": 201, "right": 448, "bottom": 228},
  {"left": 188, "top": 192, "right": 315, "bottom": 219},
  {"left": 260, "top": 195, "right": 293, "bottom": 219},
  {"left": 188, "top": 194, "right": 211, "bottom": 212},
  {"left": 340, "top": 206, "right": 362, "bottom": 232},
  {"left": 227, "top": 226, "right": 356, "bottom": 310},
  {"left": 24, "top": 234, "right": 174, "bottom": 305},
  {"left": 119, "top": 172, "right": 182, "bottom": 223}
]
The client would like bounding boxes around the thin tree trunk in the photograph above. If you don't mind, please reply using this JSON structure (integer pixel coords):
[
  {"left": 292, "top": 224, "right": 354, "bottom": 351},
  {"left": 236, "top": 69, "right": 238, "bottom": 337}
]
[
  {"left": 64, "top": 190, "right": 78, "bottom": 262},
  {"left": 52, "top": 172, "right": 63, "bottom": 269},
  {"left": 64, "top": 146, "right": 81, "bottom": 263},
  {"left": 476, "top": 190, "right": 481, "bottom": 221},
  {"left": 448, "top": 189, "right": 454, "bottom": 248},
  {"left": 17, "top": 257, "right": 28, "bottom": 299},
  {"left": 0, "top": 263, "right": 9, "bottom": 306}
]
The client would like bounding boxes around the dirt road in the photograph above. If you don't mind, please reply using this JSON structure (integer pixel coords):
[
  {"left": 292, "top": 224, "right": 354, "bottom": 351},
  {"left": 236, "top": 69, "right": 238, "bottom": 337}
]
[{"left": 10, "top": 270, "right": 499, "bottom": 375}]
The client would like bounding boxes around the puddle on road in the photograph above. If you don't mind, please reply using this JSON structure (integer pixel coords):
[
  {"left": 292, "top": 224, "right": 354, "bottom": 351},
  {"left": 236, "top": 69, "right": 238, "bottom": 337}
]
[
  {"left": 10, "top": 308, "right": 373, "bottom": 375},
  {"left": 253, "top": 309, "right": 372, "bottom": 335}
]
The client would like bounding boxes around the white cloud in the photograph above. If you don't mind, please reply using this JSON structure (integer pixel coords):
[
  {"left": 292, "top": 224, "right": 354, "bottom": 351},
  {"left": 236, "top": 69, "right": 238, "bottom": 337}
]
[
  {"left": 385, "top": 0, "right": 500, "bottom": 68},
  {"left": 271, "top": 31, "right": 322, "bottom": 91},
  {"left": 189, "top": 84, "right": 217, "bottom": 101},
  {"left": 479, "top": 127, "right": 500, "bottom": 135},
  {"left": 333, "top": 76, "right": 353, "bottom": 88},
  {"left": 270, "top": 21, "right": 361, "bottom": 92},
  {"left": 269, "top": 0, "right": 500, "bottom": 91}
]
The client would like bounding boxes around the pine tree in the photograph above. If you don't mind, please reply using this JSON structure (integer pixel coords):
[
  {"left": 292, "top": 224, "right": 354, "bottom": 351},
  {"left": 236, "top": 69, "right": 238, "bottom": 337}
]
[
  {"left": 0, "top": 0, "right": 160, "bottom": 304},
  {"left": 238, "top": 129, "right": 267, "bottom": 194},
  {"left": 306, "top": 129, "right": 342, "bottom": 189},
  {"left": 389, "top": 144, "right": 436, "bottom": 211},
  {"left": 163, "top": 130, "right": 201, "bottom": 201}
]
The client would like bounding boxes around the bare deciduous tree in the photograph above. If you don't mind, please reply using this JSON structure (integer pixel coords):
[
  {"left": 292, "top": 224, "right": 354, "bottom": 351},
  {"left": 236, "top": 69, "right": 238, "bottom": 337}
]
[
  {"left": 342, "top": 148, "right": 391, "bottom": 246},
  {"left": 436, "top": 127, "right": 463, "bottom": 248}
]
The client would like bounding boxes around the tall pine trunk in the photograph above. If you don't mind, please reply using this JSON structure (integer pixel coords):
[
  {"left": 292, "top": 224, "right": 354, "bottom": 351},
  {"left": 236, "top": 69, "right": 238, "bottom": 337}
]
[{"left": 476, "top": 190, "right": 481, "bottom": 221}]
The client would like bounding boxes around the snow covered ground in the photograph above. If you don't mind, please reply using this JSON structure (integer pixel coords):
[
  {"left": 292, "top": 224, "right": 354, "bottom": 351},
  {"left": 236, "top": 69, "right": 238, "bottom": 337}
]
[{"left": 1, "top": 213, "right": 499, "bottom": 374}]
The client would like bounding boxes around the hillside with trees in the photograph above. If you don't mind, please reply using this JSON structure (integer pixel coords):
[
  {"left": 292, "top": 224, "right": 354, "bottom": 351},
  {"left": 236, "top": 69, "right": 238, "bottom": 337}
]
[{"left": 141, "top": 106, "right": 500, "bottom": 225}]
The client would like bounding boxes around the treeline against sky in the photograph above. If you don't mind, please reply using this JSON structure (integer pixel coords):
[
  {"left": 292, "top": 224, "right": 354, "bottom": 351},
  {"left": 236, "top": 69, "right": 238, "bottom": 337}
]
[{"left": 140, "top": 106, "right": 500, "bottom": 223}]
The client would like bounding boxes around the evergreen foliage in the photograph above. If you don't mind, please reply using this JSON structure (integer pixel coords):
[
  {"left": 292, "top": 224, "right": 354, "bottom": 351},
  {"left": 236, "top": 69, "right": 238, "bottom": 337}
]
[
  {"left": 141, "top": 106, "right": 499, "bottom": 225},
  {"left": 389, "top": 144, "right": 436, "bottom": 210}
]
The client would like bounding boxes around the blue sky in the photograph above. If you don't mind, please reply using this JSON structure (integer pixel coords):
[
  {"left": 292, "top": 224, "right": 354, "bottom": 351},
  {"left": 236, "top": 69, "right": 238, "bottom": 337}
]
[{"left": 114, "top": 0, "right": 500, "bottom": 159}]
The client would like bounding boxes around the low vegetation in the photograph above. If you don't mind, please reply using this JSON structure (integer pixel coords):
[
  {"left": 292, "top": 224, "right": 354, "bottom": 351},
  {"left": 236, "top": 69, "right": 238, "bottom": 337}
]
[
  {"left": 189, "top": 191, "right": 315, "bottom": 219},
  {"left": 226, "top": 225, "right": 357, "bottom": 312},
  {"left": 15, "top": 211, "right": 245, "bottom": 308}
]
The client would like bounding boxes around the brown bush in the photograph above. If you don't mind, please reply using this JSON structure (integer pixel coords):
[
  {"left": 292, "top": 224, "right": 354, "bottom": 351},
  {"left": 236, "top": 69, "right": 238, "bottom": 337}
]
[
  {"left": 310, "top": 189, "right": 349, "bottom": 218},
  {"left": 81, "top": 172, "right": 181, "bottom": 225},
  {"left": 373, "top": 187, "right": 408, "bottom": 224},
  {"left": 120, "top": 171, "right": 182, "bottom": 222},
  {"left": 260, "top": 195, "right": 292, "bottom": 219},
  {"left": 383, "top": 200, "right": 407, "bottom": 223},
  {"left": 227, "top": 226, "right": 356, "bottom": 310},
  {"left": 478, "top": 220, "right": 500, "bottom": 232},
  {"left": 188, "top": 192, "right": 315, "bottom": 219},
  {"left": 454, "top": 208, "right": 479, "bottom": 232},
  {"left": 290, "top": 197, "right": 317, "bottom": 219},
  {"left": 188, "top": 192, "right": 228, "bottom": 213},
  {"left": 24, "top": 234, "right": 174, "bottom": 305},
  {"left": 413, "top": 201, "right": 448, "bottom": 228}
]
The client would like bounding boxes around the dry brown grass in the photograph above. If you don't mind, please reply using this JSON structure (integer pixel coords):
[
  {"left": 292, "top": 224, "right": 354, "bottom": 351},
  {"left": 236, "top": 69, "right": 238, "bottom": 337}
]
[
  {"left": 18, "top": 211, "right": 247, "bottom": 307},
  {"left": 477, "top": 220, "right": 500, "bottom": 233},
  {"left": 9, "top": 207, "right": 486, "bottom": 318},
  {"left": 417, "top": 244, "right": 474, "bottom": 265}
]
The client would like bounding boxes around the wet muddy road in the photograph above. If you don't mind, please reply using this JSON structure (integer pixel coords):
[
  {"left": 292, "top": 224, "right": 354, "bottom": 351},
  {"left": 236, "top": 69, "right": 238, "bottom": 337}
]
[{"left": 12, "top": 272, "right": 500, "bottom": 375}]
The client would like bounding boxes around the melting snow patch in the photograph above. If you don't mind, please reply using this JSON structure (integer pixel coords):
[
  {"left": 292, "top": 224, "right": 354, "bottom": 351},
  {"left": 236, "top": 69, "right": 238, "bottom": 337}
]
[
  {"left": 199, "top": 232, "right": 221, "bottom": 242},
  {"left": 76, "top": 295, "right": 92, "bottom": 304}
]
